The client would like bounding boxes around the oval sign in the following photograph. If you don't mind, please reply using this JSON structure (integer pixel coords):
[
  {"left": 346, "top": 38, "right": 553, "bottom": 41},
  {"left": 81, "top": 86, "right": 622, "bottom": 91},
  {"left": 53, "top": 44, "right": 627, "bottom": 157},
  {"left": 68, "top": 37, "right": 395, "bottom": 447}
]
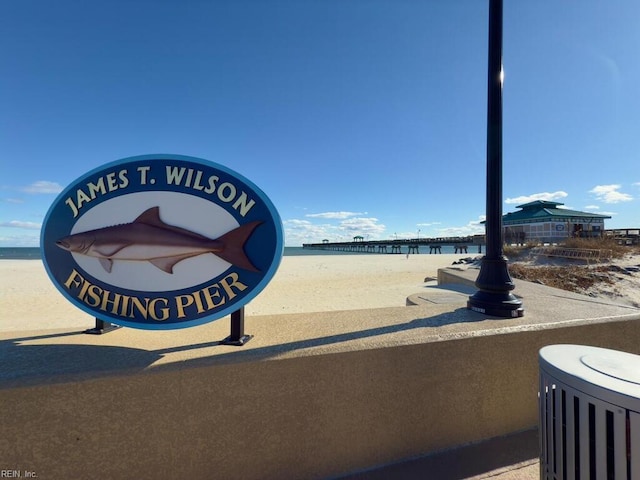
[{"left": 41, "top": 154, "right": 283, "bottom": 330}]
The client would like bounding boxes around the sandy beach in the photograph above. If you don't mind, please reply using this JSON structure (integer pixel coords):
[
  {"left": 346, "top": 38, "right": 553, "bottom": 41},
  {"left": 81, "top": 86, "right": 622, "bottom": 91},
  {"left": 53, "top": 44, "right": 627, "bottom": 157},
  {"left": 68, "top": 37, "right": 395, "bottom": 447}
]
[
  {"left": 2, "top": 250, "right": 639, "bottom": 333},
  {"left": 0, "top": 253, "right": 473, "bottom": 332}
]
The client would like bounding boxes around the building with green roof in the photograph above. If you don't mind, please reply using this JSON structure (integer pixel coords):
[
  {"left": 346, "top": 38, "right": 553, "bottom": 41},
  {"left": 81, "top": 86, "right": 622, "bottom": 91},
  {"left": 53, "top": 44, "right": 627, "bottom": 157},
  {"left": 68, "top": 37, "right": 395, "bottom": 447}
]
[{"left": 501, "top": 200, "right": 611, "bottom": 244}]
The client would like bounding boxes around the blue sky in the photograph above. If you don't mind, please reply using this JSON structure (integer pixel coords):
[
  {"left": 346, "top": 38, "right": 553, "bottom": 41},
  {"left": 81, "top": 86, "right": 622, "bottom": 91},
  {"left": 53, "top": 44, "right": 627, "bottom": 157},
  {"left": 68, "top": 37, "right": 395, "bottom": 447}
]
[{"left": 1, "top": 0, "right": 638, "bottom": 247}]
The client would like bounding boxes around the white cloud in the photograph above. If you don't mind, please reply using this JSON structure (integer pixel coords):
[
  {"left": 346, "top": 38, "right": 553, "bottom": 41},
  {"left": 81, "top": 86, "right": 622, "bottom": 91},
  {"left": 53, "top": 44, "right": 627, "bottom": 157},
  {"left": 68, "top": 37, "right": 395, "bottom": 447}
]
[
  {"left": 285, "top": 214, "right": 490, "bottom": 246},
  {"left": 589, "top": 184, "right": 633, "bottom": 203},
  {"left": 283, "top": 219, "right": 340, "bottom": 245},
  {"left": 338, "top": 217, "right": 386, "bottom": 237},
  {"left": 2, "top": 198, "right": 24, "bottom": 204},
  {"left": 0, "top": 233, "right": 40, "bottom": 247},
  {"left": 505, "top": 191, "right": 568, "bottom": 205},
  {"left": 286, "top": 212, "right": 502, "bottom": 246},
  {"left": 305, "top": 211, "right": 365, "bottom": 219},
  {"left": 0, "top": 220, "right": 42, "bottom": 230},
  {"left": 22, "top": 181, "right": 63, "bottom": 194},
  {"left": 284, "top": 219, "right": 330, "bottom": 234},
  {"left": 284, "top": 213, "right": 385, "bottom": 245},
  {"left": 583, "top": 205, "right": 600, "bottom": 210},
  {"left": 284, "top": 219, "right": 313, "bottom": 227},
  {"left": 437, "top": 216, "right": 486, "bottom": 237}
]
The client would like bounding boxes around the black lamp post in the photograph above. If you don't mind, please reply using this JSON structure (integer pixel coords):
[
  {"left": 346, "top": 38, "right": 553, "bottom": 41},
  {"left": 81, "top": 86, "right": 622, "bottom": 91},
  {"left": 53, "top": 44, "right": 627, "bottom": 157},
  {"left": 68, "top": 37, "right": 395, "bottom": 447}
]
[{"left": 467, "top": 0, "right": 524, "bottom": 318}]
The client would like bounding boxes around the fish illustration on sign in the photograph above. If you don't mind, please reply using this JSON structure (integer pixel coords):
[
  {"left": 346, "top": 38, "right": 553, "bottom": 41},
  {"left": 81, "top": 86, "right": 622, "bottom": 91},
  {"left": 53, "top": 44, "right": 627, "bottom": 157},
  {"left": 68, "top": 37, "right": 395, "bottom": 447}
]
[{"left": 56, "top": 206, "right": 261, "bottom": 273}]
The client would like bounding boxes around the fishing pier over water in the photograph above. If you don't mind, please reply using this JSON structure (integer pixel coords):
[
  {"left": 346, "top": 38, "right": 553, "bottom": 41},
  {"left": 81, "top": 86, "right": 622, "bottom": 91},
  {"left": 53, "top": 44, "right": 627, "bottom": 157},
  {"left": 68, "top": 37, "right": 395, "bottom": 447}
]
[{"left": 302, "top": 235, "right": 485, "bottom": 254}]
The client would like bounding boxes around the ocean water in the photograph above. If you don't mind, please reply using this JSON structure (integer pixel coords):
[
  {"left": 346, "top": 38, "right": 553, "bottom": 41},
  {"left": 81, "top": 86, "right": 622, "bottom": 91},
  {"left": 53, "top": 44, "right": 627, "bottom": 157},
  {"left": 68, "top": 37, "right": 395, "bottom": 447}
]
[
  {"left": 0, "top": 247, "right": 43, "bottom": 260},
  {"left": 0, "top": 245, "right": 481, "bottom": 260}
]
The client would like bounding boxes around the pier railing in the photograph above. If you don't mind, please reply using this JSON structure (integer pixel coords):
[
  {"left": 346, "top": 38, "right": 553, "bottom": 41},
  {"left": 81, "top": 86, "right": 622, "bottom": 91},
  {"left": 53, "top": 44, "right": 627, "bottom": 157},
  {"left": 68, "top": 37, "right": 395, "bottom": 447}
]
[
  {"left": 605, "top": 228, "right": 640, "bottom": 246},
  {"left": 302, "top": 235, "right": 485, "bottom": 254},
  {"left": 530, "top": 246, "right": 613, "bottom": 262}
]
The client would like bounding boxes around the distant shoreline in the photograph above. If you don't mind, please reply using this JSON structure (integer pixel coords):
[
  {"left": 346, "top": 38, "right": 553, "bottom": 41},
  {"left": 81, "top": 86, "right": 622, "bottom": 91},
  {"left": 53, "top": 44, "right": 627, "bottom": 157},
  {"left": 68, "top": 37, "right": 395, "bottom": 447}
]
[{"left": 0, "top": 245, "right": 482, "bottom": 260}]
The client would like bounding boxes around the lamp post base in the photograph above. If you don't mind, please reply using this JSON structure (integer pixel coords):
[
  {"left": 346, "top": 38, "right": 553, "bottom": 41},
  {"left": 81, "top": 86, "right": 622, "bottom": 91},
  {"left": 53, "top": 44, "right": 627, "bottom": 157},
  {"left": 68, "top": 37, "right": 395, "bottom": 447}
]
[
  {"left": 467, "top": 291, "right": 524, "bottom": 318},
  {"left": 467, "top": 255, "right": 524, "bottom": 318}
]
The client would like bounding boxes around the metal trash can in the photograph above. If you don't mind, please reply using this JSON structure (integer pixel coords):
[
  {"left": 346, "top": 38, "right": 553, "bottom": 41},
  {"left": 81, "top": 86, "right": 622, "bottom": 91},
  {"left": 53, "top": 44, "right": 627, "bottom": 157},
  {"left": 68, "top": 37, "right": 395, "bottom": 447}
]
[{"left": 539, "top": 345, "right": 640, "bottom": 479}]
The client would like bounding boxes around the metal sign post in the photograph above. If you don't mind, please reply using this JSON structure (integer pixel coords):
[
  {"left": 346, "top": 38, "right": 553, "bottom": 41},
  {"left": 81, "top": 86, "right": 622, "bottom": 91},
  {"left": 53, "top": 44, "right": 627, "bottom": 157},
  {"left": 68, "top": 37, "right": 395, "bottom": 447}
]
[
  {"left": 84, "top": 307, "right": 252, "bottom": 346},
  {"left": 85, "top": 318, "right": 122, "bottom": 335},
  {"left": 221, "top": 307, "right": 252, "bottom": 346}
]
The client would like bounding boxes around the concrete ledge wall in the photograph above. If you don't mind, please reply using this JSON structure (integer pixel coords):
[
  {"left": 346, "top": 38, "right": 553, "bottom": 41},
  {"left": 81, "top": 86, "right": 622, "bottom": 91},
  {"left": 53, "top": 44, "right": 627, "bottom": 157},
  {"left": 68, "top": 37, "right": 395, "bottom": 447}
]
[
  {"left": 2, "top": 318, "right": 640, "bottom": 480},
  {"left": 438, "top": 267, "right": 478, "bottom": 289}
]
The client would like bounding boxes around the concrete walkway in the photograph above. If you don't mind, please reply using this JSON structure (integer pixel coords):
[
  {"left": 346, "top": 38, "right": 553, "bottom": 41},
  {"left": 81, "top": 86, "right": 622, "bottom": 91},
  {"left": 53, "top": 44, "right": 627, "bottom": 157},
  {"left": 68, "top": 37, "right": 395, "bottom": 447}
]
[{"left": 335, "top": 429, "right": 540, "bottom": 479}]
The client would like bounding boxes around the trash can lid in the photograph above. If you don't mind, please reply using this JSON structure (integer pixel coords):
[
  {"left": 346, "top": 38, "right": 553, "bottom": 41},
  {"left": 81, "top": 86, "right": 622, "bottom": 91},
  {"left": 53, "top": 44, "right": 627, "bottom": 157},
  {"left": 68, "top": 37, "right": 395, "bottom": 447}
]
[{"left": 539, "top": 344, "right": 640, "bottom": 409}]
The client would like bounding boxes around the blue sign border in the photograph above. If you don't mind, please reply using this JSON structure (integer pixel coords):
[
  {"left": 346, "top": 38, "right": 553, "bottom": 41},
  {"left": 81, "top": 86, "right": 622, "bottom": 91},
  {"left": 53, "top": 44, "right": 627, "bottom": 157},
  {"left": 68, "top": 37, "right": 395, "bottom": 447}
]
[{"left": 41, "top": 154, "right": 284, "bottom": 330}]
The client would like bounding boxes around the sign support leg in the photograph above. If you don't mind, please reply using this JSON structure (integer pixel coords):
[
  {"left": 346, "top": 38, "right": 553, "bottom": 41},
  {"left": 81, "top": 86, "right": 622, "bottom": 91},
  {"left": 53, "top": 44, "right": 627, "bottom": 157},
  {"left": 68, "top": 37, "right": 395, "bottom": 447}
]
[
  {"left": 222, "top": 307, "right": 252, "bottom": 346},
  {"left": 85, "top": 318, "right": 121, "bottom": 335}
]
